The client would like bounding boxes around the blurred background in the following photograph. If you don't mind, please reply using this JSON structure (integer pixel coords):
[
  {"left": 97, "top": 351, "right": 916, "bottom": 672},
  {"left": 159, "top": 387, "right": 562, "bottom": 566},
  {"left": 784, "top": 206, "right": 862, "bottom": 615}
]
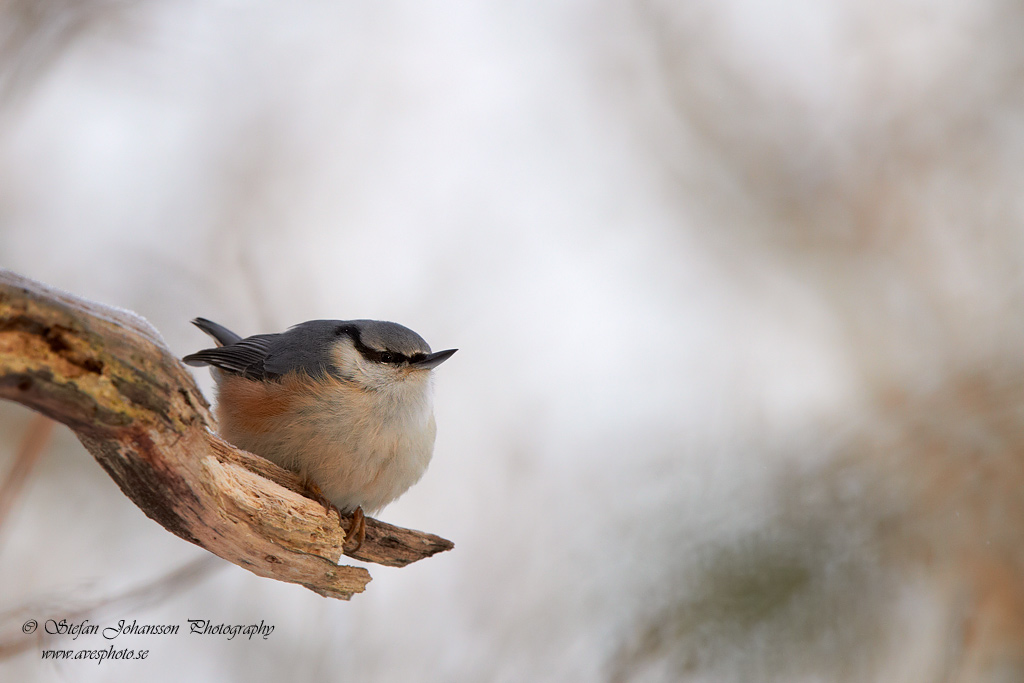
[{"left": 1, "top": 1, "right": 1024, "bottom": 681}]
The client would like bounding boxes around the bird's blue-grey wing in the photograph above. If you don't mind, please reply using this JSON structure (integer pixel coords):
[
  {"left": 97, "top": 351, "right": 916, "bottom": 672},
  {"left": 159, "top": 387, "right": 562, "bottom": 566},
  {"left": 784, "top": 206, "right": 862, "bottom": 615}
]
[
  {"left": 186, "top": 320, "right": 341, "bottom": 381},
  {"left": 183, "top": 334, "right": 279, "bottom": 380},
  {"left": 261, "top": 321, "right": 340, "bottom": 379}
]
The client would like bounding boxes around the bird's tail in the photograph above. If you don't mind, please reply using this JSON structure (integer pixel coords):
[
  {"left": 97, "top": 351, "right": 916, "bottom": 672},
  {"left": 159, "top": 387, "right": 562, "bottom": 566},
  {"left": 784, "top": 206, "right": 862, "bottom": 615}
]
[{"left": 190, "top": 317, "right": 242, "bottom": 347}]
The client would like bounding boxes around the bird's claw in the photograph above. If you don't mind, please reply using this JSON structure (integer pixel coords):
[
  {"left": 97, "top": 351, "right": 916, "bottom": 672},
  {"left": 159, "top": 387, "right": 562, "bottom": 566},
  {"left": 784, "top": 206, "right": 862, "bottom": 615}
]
[{"left": 344, "top": 507, "right": 366, "bottom": 553}]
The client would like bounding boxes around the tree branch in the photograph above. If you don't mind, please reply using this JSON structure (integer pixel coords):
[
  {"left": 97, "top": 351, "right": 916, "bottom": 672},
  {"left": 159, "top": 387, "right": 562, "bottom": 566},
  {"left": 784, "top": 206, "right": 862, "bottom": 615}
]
[{"left": 0, "top": 269, "right": 453, "bottom": 600}]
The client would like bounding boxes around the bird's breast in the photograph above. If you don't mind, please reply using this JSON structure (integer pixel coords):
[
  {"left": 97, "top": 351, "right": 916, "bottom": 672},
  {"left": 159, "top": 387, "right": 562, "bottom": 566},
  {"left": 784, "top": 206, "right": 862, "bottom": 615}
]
[{"left": 216, "top": 372, "right": 437, "bottom": 513}]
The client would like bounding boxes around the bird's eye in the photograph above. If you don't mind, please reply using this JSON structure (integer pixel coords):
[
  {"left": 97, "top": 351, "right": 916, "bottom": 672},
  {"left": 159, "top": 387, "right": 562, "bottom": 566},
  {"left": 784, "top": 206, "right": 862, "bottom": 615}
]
[{"left": 379, "top": 352, "right": 399, "bottom": 364}]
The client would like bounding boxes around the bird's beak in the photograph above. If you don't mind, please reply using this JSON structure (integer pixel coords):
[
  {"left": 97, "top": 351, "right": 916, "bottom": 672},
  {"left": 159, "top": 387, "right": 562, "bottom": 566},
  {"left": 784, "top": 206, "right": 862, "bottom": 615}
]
[{"left": 412, "top": 348, "right": 457, "bottom": 370}]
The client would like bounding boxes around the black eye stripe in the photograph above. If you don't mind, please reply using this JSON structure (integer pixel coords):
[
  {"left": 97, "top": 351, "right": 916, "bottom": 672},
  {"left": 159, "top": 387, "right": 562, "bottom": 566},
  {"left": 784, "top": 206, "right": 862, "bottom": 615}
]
[
  {"left": 360, "top": 348, "right": 406, "bottom": 364},
  {"left": 335, "top": 325, "right": 413, "bottom": 364}
]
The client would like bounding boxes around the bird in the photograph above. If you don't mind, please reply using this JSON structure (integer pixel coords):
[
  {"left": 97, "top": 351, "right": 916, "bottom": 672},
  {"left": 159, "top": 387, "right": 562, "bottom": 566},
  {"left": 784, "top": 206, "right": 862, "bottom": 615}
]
[{"left": 182, "top": 317, "right": 456, "bottom": 551}]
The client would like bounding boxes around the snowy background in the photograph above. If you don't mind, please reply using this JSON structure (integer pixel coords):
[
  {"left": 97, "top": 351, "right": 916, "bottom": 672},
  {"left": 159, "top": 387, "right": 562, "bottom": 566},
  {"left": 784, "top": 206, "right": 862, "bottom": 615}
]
[{"left": 2, "top": 1, "right": 1024, "bottom": 681}]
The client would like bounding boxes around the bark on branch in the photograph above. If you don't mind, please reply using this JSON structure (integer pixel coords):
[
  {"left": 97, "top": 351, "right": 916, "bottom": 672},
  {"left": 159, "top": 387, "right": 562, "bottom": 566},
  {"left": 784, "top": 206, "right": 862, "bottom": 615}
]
[{"left": 0, "top": 269, "right": 453, "bottom": 600}]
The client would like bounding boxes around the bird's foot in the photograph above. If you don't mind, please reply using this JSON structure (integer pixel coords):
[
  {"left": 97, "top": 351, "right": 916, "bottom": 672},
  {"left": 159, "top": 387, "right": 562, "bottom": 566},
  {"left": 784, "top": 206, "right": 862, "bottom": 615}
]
[
  {"left": 300, "top": 479, "right": 365, "bottom": 553},
  {"left": 343, "top": 507, "right": 366, "bottom": 554},
  {"left": 301, "top": 478, "right": 343, "bottom": 526}
]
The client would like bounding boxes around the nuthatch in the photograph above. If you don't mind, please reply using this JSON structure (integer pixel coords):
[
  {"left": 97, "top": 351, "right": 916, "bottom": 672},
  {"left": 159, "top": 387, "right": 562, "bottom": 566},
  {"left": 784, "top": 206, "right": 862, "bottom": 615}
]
[{"left": 183, "top": 317, "right": 456, "bottom": 550}]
